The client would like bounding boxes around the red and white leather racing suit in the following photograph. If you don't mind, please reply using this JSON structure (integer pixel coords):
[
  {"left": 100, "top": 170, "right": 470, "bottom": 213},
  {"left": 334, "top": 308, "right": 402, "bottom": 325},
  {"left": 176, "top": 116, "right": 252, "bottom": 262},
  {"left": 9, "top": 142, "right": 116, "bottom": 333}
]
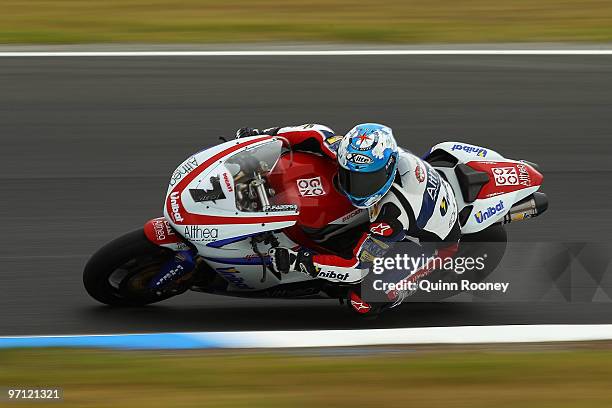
[{"left": 260, "top": 123, "right": 461, "bottom": 290}]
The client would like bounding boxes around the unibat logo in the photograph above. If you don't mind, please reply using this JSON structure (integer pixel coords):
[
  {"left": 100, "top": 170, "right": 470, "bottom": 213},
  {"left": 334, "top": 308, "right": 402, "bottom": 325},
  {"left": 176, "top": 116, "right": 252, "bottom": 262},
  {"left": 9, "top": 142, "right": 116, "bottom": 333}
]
[{"left": 474, "top": 200, "right": 505, "bottom": 223}]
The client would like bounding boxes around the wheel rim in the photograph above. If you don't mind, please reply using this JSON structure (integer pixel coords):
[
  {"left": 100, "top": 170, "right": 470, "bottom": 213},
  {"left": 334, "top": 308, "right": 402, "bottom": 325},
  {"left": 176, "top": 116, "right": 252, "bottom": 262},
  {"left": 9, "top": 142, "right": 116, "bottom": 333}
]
[{"left": 107, "top": 250, "right": 172, "bottom": 301}]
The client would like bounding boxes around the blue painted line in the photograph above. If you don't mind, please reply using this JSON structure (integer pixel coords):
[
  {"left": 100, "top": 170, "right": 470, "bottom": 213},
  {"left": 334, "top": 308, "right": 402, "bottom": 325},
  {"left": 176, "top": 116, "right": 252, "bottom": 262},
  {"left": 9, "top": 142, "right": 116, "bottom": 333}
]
[
  {"left": 206, "top": 233, "right": 256, "bottom": 248},
  {"left": 204, "top": 256, "right": 269, "bottom": 265},
  {"left": 0, "top": 333, "right": 223, "bottom": 350},
  {"left": 4, "top": 325, "right": 612, "bottom": 349}
]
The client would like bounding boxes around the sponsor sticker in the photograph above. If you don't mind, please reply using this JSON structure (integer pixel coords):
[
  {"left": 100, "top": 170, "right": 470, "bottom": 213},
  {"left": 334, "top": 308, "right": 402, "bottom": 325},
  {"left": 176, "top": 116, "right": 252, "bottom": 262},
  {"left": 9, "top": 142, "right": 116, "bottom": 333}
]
[
  {"left": 440, "top": 196, "right": 448, "bottom": 216},
  {"left": 359, "top": 250, "right": 376, "bottom": 263},
  {"left": 346, "top": 153, "right": 373, "bottom": 165},
  {"left": 474, "top": 200, "right": 505, "bottom": 223},
  {"left": 169, "top": 191, "right": 184, "bottom": 222},
  {"left": 153, "top": 218, "right": 175, "bottom": 241},
  {"left": 493, "top": 166, "right": 519, "bottom": 186},
  {"left": 222, "top": 172, "right": 233, "bottom": 192},
  {"left": 426, "top": 165, "right": 440, "bottom": 202},
  {"left": 370, "top": 222, "right": 393, "bottom": 237},
  {"left": 170, "top": 156, "right": 198, "bottom": 186},
  {"left": 326, "top": 135, "right": 344, "bottom": 145},
  {"left": 340, "top": 208, "right": 363, "bottom": 223},
  {"left": 317, "top": 270, "right": 350, "bottom": 281},
  {"left": 415, "top": 164, "right": 425, "bottom": 183},
  {"left": 449, "top": 210, "right": 457, "bottom": 228},
  {"left": 415, "top": 163, "right": 443, "bottom": 229},
  {"left": 297, "top": 177, "right": 325, "bottom": 197},
  {"left": 189, "top": 176, "right": 226, "bottom": 203},
  {"left": 352, "top": 133, "right": 377, "bottom": 151},
  {"left": 516, "top": 163, "right": 532, "bottom": 186},
  {"left": 451, "top": 144, "right": 488, "bottom": 157},
  {"left": 155, "top": 264, "right": 185, "bottom": 287},
  {"left": 183, "top": 225, "right": 219, "bottom": 242},
  {"left": 216, "top": 267, "right": 254, "bottom": 289},
  {"left": 263, "top": 204, "right": 298, "bottom": 212},
  {"left": 349, "top": 292, "right": 371, "bottom": 314},
  {"left": 174, "top": 242, "right": 190, "bottom": 251},
  {"left": 263, "top": 287, "right": 320, "bottom": 297}
]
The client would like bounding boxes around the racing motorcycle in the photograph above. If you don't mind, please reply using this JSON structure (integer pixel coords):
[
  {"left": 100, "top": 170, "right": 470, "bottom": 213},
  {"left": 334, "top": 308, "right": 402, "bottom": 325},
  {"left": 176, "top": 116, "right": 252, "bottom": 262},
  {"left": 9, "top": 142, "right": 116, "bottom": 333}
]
[{"left": 83, "top": 135, "right": 548, "bottom": 309}]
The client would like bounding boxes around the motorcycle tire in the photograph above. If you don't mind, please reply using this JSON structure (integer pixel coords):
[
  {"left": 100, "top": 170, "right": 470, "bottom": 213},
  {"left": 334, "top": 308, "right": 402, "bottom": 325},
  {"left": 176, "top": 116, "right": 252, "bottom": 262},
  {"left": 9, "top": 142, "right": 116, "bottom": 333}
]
[
  {"left": 83, "top": 228, "right": 181, "bottom": 306},
  {"left": 404, "top": 223, "right": 508, "bottom": 302}
]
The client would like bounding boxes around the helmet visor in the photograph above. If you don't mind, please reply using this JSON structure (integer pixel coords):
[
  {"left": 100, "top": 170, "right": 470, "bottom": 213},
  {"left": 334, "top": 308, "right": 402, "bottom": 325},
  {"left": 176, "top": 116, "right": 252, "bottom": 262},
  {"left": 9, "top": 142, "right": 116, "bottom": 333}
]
[{"left": 338, "top": 160, "right": 394, "bottom": 199}]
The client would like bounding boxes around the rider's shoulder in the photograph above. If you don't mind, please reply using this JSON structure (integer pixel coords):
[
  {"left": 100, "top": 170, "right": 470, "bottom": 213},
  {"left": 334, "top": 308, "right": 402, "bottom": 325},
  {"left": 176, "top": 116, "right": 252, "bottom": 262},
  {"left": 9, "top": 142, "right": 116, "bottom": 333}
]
[
  {"left": 395, "top": 151, "right": 430, "bottom": 193},
  {"left": 396, "top": 149, "right": 421, "bottom": 174},
  {"left": 368, "top": 150, "right": 431, "bottom": 218}
]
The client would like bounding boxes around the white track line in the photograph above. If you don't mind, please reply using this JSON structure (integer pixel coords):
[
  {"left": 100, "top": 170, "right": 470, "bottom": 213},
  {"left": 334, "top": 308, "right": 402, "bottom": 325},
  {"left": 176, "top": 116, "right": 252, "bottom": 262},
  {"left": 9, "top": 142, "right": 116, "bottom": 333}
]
[
  {"left": 202, "top": 325, "right": 612, "bottom": 348},
  {"left": 2, "top": 50, "right": 612, "bottom": 57},
  {"left": 3, "top": 325, "right": 612, "bottom": 349}
]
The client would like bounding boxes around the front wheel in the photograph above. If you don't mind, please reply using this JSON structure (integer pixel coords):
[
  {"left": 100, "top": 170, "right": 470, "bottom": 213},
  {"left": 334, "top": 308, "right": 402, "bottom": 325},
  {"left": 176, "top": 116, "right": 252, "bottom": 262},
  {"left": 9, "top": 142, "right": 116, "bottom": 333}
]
[{"left": 83, "top": 229, "right": 184, "bottom": 306}]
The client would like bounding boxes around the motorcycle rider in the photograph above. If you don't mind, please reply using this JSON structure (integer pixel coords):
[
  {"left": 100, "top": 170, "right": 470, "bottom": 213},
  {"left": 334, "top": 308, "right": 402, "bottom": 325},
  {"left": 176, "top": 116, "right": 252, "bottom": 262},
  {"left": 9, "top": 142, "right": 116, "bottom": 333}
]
[{"left": 236, "top": 123, "right": 460, "bottom": 314}]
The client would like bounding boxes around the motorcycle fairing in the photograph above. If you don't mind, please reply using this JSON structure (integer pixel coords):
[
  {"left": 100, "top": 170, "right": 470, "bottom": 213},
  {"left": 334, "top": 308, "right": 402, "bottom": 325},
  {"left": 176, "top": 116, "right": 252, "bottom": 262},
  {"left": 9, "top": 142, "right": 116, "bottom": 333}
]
[
  {"left": 428, "top": 142, "right": 544, "bottom": 234},
  {"left": 149, "top": 251, "right": 196, "bottom": 290},
  {"left": 268, "top": 151, "right": 363, "bottom": 230},
  {"left": 143, "top": 217, "right": 190, "bottom": 251},
  {"left": 163, "top": 136, "right": 299, "bottom": 250},
  {"left": 267, "top": 151, "right": 368, "bottom": 243},
  {"left": 467, "top": 160, "right": 543, "bottom": 200},
  {"left": 161, "top": 136, "right": 313, "bottom": 292}
]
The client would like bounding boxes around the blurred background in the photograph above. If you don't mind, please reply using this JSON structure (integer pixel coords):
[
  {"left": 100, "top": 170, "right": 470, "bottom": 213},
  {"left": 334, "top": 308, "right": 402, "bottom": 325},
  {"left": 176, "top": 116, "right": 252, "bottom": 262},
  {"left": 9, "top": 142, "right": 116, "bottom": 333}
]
[{"left": 2, "top": 0, "right": 612, "bottom": 44}]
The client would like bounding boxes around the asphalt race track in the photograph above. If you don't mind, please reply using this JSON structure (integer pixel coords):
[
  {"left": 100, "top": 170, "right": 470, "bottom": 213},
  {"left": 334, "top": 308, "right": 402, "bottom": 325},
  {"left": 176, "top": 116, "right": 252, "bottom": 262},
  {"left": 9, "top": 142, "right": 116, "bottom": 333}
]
[{"left": 1, "top": 55, "right": 611, "bottom": 335}]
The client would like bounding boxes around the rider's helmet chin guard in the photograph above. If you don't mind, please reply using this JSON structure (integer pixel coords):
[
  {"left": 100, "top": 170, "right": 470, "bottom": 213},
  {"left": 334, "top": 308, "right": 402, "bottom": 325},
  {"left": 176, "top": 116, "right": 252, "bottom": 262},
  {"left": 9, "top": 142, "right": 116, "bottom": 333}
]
[{"left": 337, "top": 123, "right": 399, "bottom": 209}]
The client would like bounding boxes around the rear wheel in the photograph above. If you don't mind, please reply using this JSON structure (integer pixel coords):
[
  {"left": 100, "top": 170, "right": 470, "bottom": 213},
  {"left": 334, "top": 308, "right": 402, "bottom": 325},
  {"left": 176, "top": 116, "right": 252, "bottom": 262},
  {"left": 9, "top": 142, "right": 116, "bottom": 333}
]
[
  {"left": 407, "top": 224, "right": 508, "bottom": 302},
  {"left": 83, "top": 229, "right": 185, "bottom": 306},
  {"left": 347, "top": 225, "right": 509, "bottom": 316}
]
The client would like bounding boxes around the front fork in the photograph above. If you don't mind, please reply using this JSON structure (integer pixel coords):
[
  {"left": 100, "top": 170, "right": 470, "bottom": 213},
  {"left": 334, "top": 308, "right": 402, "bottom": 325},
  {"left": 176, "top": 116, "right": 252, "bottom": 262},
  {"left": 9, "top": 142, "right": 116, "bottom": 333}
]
[
  {"left": 148, "top": 250, "right": 197, "bottom": 294},
  {"left": 143, "top": 216, "right": 201, "bottom": 295}
]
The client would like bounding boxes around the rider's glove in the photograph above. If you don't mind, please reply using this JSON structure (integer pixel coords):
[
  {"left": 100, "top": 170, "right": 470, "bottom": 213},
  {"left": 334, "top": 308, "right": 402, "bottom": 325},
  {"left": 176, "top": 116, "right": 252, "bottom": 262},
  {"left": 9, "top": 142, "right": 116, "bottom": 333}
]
[
  {"left": 236, "top": 127, "right": 260, "bottom": 139},
  {"left": 236, "top": 127, "right": 281, "bottom": 139},
  {"left": 269, "top": 247, "right": 317, "bottom": 277}
]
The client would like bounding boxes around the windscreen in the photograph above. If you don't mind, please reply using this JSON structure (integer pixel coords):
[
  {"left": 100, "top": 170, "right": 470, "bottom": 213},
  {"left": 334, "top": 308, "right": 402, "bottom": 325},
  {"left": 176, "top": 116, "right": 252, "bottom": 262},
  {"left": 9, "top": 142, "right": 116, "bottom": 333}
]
[{"left": 224, "top": 139, "right": 285, "bottom": 212}]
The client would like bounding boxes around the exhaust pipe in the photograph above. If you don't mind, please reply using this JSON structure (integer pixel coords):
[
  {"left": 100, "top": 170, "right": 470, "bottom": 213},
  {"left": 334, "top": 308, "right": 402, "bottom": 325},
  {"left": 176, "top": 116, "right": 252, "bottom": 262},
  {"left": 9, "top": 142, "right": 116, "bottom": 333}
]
[{"left": 501, "top": 192, "right": 548, "bottom": 224}]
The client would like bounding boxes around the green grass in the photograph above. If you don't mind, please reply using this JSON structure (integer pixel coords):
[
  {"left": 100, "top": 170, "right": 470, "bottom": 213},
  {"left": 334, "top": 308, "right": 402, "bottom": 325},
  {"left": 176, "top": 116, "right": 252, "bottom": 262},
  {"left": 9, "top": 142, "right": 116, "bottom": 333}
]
[
  {"left": 2, "top": 347, "right": 612, "bottom": 407},
  {"left": 2, "top": 1, "right": 612, "bottom": 44}
]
